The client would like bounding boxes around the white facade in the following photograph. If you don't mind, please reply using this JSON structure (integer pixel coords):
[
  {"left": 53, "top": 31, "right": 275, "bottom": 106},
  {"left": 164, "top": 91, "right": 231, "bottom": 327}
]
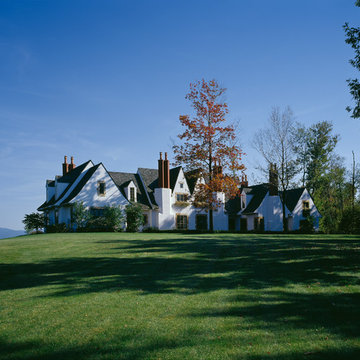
[
  {"left": 39, "top": 156, "right": 321, "bottom": 232},
  {"left": 236, "top": 186, "right": 321, "bottom": 232}
]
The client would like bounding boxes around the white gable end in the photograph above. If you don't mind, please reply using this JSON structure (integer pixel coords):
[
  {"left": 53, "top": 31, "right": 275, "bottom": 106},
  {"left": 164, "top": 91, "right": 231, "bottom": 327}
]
[{"left": 70, "top": 164, "right": 128, "bottom": 208}]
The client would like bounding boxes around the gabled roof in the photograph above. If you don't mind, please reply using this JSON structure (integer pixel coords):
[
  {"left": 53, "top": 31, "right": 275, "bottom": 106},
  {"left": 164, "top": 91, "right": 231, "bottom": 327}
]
[
  {"left": 109, "top": 171, "right": 151, "bottom": 209},
  {"left": 170, "top": 167, "right": 182, "bottom": 191},
  {"left": 280, "top": 187, "right": 305, "bottom": 212},
  {"left": 37, "top": 194, "right": 56, "bottom": 211},
  {"left": 57, "top": 161, "right": 92, "bottom": 183},
  {"left": 60, "top": 164, "right": 101, "bottom": 205},
  {"left": 38, "top": 160, "right": 94, "bottom": 210},
  {"left": 137, "top": 168, "right": 159, "bottom": 207},
  {"left": 241, "top": 184, "right": 269, "bottom": 214},
  {"left": 185, "top": 169, "right": 202, "bottom": 194},
  {"left": 225, "top": 195, "right": 241, "bottom": 215}
]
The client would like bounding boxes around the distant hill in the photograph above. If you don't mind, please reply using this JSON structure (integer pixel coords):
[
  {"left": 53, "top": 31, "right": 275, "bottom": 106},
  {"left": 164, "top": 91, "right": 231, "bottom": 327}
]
[{"left": 0, "top": 228, "right": 26, "bottom": 240}]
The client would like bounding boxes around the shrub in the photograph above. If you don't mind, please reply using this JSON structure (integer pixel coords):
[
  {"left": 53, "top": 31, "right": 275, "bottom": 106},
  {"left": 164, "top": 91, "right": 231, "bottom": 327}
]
[
  {"left": 85, "top": 216, "right": 110, "bottom": 232},
  {"left": 46, "top": 223, "right": 68, "bottom": 233},
  {"left": 299, "top": 216, "right": 315, "bottom": 233},
  {"left": 72, "top": 202, "right": 91, "bottom": 229},
  {"left": 103, "top": 206, "right": 124, "bottom": 232},
  {"left": 126, "top": 203, "right": 144, "bottom": 232}
]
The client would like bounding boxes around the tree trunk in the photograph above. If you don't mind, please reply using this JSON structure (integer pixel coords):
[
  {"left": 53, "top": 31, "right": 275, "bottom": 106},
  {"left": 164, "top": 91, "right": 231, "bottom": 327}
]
[
  {"left": 209, "top": 209, "right": 214, "bottom": 232},
  {"left": 282, "top": 191, "right": 287, "bottom": 232}
]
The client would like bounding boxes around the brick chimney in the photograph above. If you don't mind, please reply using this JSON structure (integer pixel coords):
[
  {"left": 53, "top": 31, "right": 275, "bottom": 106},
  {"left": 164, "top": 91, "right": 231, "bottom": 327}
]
[
  {"left": 158, "top": 152, "right": 170, "bottom": 189},
  {"left": 62, "top": 156, "right": 69, "bottom": 175},
  {"left": 269, "top": 163, "right": 278, "bottom": 196},
  {"left": 213, "top": 159, "right": 223, "bottom": 177},
  {"left": 158, "top": 152, "right": 164, "bottom": 188},
  {"left": 68, "top": 156, "right": 76, "bottom": 172},
  {"left": 164, "top": 152, "right": 170, "bottom": 188},
  {"left": 240, "top": 174, "right": 248, "bottom": 187}
]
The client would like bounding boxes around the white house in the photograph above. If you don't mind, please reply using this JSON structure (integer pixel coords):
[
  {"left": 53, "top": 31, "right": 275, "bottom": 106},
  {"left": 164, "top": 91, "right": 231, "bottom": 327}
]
[
  {"left": 226, "top": 166, "right": 321, "bottom": 231},
  {"left": 38, "top": 155, "right": 321, "bottom": 232}
]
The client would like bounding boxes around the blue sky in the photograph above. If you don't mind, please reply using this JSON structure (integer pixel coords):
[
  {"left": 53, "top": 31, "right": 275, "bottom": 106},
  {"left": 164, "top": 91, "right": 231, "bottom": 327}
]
[{"left": 1, "top": 0, "right": 359, "bottom": 230}]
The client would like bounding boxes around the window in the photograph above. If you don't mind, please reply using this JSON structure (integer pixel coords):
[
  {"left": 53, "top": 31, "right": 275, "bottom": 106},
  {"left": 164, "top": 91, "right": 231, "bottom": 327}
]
[
  {"left": 176, "top": 214, "right": 188, "bottom": 230},
  {"left": 180, "top": 183, "right": 184, "bottom": 189},
  {"left": 196, "top": 214, "right": 207, "bottom": 230},
  {"left": 98, "top": 181, "right": 106, "bottom": 196},
  {"left": 303, "top": 201, "right": 310, "bottom": 210},
  {"left": 90, "top": 208, "right": 104, "bottom": 217},
  {"left": 176, "top": 193, "right": 188, "bottom": 202},
  {"left": 130, "top": 187, "right": 135, "bottom": 202}
]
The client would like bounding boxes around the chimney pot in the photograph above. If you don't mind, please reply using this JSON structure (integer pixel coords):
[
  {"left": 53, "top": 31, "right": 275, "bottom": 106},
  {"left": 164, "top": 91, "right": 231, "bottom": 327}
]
[
  {"left": 62, "top": 156, "right": 69, "bottom": 176},
  {"left": 165, "top": 152, "right": 168, "bottom": 160},
  {"left": 68, "top": 156, "right": 76, "bottom": 172}
]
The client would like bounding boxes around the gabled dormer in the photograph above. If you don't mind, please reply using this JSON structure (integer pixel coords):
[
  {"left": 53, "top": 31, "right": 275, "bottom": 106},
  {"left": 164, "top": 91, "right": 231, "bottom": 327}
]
[
  {"left": 124, "top": 180, "right": 137, "bottom": 202},
  {"left": 171, "top": 167, "right": 191, "bottom": 206}
]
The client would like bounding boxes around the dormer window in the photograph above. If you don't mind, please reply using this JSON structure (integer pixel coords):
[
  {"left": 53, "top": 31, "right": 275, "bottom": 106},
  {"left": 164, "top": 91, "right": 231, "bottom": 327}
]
[
  {"left": 98, "top": 181, "right": 106, "bottom": 196},
  {"left": 130, "top": 187, "right": 135, "bottom": 202}
]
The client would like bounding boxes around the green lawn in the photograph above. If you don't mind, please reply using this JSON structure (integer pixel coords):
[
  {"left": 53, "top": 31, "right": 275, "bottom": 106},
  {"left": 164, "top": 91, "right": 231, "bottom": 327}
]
[{"left": 0, "top": 233, "right": 359, "bottom": 359}]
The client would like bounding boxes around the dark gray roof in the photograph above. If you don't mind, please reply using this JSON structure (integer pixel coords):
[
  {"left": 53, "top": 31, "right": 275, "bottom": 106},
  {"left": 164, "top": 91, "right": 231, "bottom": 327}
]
[
  {"left": 37, "top": 194, "right": 57, "bottom": 211},
  {"left": 241, "top": 184, "right": 269, "bottom": 214},
  {"left": 137, "top": 168, "right": 160, "bottom": 207},
  {"left": 137, "top": 167, "right": 185, "bottom": 207},
  {"left": 57, "top": 161, "right": 92, "bottom": 183},
  {"left": 185, "top": 169, "right": 201, "bottom": 194},
  {"left": 60, "top": 164, "right": 101, "bottom": 205},
  {"left": 38, "top": 161, "right": 93, "bottom": 210},
  {"left": 170, "top": 167, "right": 182, "bottom": 191},
  {"left": 109, "top": 171, "right": 151, "bottom": 209},
  {"left": 225, "top": 194, "right": 241, "bottom": 215},
  {"left": 280, "top": 187, "right": 305, "bottom": 212}
]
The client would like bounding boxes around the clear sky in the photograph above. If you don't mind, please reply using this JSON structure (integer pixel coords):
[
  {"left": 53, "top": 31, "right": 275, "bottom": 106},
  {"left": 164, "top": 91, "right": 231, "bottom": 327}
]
[{"left": 1, "top": 0, "right": 359, "bottom": 230}]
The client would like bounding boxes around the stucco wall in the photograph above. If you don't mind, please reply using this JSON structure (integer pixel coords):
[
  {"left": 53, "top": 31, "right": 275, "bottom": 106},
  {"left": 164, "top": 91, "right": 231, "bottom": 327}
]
[{"left": 71, "top": 165, "right": 128, "bottom": 209}]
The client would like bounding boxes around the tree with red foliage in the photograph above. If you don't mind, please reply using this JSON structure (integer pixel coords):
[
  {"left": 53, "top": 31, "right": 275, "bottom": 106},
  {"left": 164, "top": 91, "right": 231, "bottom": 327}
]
[{"left": 173, "top": 79, "right": 245, "bottom": 231}]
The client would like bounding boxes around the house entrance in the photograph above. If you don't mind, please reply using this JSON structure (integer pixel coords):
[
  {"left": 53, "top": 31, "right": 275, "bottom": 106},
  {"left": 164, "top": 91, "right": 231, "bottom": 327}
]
[{"left": 228, "top": 216, "right": 236, "bottom": 231}]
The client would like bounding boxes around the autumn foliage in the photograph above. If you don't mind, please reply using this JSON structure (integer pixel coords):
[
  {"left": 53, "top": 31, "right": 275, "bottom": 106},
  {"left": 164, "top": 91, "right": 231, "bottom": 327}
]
[{"left": 173, "top": 79, "right": 245, "bottom": 230}]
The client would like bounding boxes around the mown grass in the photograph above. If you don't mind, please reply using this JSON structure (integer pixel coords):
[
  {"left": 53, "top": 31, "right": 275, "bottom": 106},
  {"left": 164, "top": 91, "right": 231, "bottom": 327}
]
[{"left": 0, "top": 232, "right": 359, "bottom": 359}]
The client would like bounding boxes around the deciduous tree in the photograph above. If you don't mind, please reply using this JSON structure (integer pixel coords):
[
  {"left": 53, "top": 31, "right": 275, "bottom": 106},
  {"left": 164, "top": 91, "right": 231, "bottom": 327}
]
[
  {"left": 253, "top": 106, "right": 297, "bottom": 232},
  {"left": 173, "top": 79, "right": 245, "bottom": 231},
  {"left": 23, "top": 212, "right": 45, "bottom": 233},
  {"left": 344, "top": 1, "right": 360, "bottom": 118}
]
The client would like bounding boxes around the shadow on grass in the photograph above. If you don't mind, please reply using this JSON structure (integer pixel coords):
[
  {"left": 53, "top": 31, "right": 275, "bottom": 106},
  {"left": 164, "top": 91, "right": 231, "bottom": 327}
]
[
  {"left": 1, "top": 234, "right": 359, "bottom": 359},
  {"left": 1, "top": 235, "right": 358, "bottom": 295},
  {"left": 1, "top": 335, "right": 359, "bottom": 360}
]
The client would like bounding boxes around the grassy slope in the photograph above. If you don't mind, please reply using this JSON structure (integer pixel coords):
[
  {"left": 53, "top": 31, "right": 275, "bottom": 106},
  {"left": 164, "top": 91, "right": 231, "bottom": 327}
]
[{"left": 0, "top": 233, "right": 359, "bottom": 360}]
